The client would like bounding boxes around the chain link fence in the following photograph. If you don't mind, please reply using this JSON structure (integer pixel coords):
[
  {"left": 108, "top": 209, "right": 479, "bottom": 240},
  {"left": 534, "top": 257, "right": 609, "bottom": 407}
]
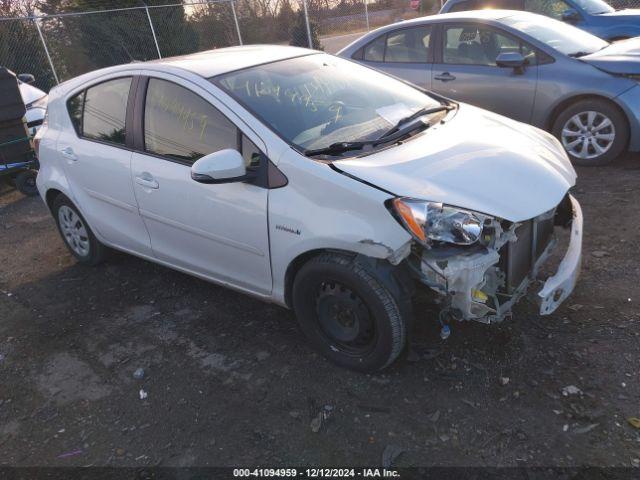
[
  {"left": 1, "top": 0, "right": 427, "bottom": 92},
  {"left": 0, "top": 0, "right": 243, "bottom": 92},
  {"left": 40, "top": 8, "right": 160, "bottom": 83},
  {"left": 0, "top": 17, "right": 57, "bottom": 91},
  {"left": 0, "top": 0, "right": 634, "bottom": 94},
  {"left": 609, "top": 0, "right": 640, "bottom": 8}
]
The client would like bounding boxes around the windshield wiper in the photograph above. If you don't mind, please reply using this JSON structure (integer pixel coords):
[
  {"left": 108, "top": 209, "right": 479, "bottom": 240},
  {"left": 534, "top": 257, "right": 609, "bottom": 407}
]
[
  {"left": 304, "top": 103, "right": 455, "bottom": 157},
  {"left": 378, "top": 104, "right": 455, "bottom": 139},
  {"left": 304, "top": 140, "right": 374, "bottom": 157},
  {"left": 304, "top": 117, "right": 435, "bottom": 157}
]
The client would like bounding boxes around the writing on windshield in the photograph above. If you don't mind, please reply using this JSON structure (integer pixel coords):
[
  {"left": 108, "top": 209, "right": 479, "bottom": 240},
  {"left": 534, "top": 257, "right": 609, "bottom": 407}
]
[{"left": 216, "top": 54, "right": 440, "bottom": 152}]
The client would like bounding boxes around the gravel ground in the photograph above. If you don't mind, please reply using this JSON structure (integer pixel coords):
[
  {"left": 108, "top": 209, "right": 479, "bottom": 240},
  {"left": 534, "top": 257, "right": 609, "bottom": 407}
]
[{"left": 0, "top": 154, "right": 639, "bottom": 468}]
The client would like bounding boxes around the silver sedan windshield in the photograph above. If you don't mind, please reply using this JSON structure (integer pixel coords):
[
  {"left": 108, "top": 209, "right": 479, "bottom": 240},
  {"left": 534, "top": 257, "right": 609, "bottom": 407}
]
[
  {"left": 502, "top": 14, "right": 609, "bottom": 57},
  {"left": 215, "top": 54, "right": 441, "bottom": 151}
]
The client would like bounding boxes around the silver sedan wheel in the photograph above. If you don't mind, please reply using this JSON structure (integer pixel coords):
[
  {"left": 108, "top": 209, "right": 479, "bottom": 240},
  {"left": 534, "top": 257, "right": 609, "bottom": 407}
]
[
  {"left": 58, "top": 206, "right": 90, "bottom": 257},
  {"left": 561, "top": 111, "right": 616, "bottom": 160}
]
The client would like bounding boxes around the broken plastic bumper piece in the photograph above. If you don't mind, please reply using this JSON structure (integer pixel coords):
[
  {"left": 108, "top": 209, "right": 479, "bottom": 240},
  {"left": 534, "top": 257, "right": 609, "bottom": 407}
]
[{"left": 538, "top": 195, "right": 582, "bottom": 316}]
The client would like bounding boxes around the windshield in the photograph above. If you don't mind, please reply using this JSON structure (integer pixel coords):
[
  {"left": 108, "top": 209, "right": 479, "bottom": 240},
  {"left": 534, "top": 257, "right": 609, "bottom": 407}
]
[
  {"left": 573, "top": 0, "right": 614, "bottom": 14},
  {"left": 215, "top": 54, "right": 442, "bottom": 152},
  {"left": 502, "top": 14, "right": 608, "bottom": 56}
]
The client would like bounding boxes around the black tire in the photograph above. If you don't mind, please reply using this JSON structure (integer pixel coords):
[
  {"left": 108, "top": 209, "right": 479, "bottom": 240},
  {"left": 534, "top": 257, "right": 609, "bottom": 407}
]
[
  {"left": 15, "top": 170, "right": 39, "bottom": 197},
  {"left": 552, "top": 98, "right": 629, "bottom": 166},
  {"left": 52, "top": 194, "right": 107, "bottom": 266},
  {"left": 292, "top": 253, "right": 409, "bottom": 372}
]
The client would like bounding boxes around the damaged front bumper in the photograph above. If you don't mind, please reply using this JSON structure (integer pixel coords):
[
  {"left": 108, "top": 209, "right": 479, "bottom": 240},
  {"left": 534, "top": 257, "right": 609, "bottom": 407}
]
[
  {"left": 413, "top": 195, "right": 582, "bottom": 323},
  {"left": 538, "top": 196, "right": 582, "bottom": 316}
]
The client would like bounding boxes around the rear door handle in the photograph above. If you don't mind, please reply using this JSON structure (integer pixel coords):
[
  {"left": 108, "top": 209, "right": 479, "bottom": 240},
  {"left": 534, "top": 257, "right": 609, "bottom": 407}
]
[
  {"left": 135, "top": 173, "right": 159, "bottom": 190},
  {"left": 434, "top": 72, "right": 456, "bottom": 82},
  {"left": 60, "top": 146, "right": 77, "bottom": 161}
]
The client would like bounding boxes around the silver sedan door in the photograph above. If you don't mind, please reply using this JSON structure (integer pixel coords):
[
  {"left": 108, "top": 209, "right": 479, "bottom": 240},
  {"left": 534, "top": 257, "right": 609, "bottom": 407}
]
[{"left": 431, "top": 23, "right": 539, "bottom": 123}]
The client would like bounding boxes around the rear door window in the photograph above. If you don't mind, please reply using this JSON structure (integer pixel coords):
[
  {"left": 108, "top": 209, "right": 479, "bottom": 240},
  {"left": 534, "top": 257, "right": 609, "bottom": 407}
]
[
  {"left": 384, "top": 26, "right": 432, "bottom": 63},
  {"left": 363, "top": 35, "right": 386, "bottom": 62},
  {"left": 67, "top": 77, "right": 131, "bottom": 145},
  {"left": 363, "top": 26, "right": 432, "bottom": 63}
]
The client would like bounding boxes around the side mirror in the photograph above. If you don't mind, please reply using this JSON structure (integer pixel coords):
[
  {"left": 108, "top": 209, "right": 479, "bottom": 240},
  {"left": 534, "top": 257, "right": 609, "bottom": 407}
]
[
  {"left": 17, "top": 73, "right": 35, "bottom": 84},
  {"left": 191, "top": 149, "right": 252, "bottom": 184},
  {"left": 496, "top": 52, "right": 526, "bottom": 72},
  {"left": 561, "top": 8, "right": 580, "bottom": 22}
]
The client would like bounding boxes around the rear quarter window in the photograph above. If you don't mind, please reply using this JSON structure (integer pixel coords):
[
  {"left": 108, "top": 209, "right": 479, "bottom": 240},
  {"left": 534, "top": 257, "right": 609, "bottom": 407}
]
[{"left": 67, "top": 92, "right": 83, "bottom": 135}]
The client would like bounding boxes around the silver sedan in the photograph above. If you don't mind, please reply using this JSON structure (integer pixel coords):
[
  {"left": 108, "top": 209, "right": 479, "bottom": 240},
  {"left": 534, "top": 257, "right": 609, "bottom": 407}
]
[{"left": 338, "top": 10, "right": 640, "bottom": 166}]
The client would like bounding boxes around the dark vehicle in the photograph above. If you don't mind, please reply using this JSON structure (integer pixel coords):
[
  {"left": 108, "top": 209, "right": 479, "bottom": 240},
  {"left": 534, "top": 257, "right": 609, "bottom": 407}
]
[
  {"left": 0, "top": 67, "right": 38, "bottom": 196},
  {"left": 440, "top": 0, "right": 640, "bottom": 41}
]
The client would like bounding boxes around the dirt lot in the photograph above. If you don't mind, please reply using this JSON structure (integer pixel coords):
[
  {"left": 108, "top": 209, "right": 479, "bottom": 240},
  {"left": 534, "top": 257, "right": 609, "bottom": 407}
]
[{"left": 1, "top": 154, "right": 639, "bottom": 468}]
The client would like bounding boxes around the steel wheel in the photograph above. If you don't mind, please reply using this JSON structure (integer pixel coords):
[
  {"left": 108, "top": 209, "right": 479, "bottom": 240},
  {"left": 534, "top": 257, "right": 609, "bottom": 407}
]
[
  {"left": 293, "top": 253, "right": 408, "bottom": 371},
  {"left": 561, "top": 111, "right": 615, "bottom": 160},
  {"left": 315, "top": 281, "right": 377, "bottom": 357},
  {"left": 58, "top": 205, "right": 90, "bottom": 257}
]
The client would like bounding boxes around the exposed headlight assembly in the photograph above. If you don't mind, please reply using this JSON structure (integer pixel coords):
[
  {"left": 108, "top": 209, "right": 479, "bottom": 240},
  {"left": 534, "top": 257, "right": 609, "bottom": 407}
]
[{"left": 391, "top": 198, "right": 484, "bottom": 246}]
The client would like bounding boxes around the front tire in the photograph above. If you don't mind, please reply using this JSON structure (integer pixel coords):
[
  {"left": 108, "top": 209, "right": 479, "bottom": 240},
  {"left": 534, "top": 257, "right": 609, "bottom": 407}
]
[
  {"left": 52, "top": 194, "right": 106, "bottom": 265},
  {"left": 292, "top": 253, "right": 409, "bottom": 372},
  {"left": 552, "top": 99, "right": 628, "bottom": 166}
]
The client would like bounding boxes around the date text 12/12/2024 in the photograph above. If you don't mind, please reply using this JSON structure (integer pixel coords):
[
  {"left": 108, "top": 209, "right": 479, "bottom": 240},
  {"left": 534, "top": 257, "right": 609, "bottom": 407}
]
[{"left": 233, "top": 468, "right": 401, "bottom": 478}]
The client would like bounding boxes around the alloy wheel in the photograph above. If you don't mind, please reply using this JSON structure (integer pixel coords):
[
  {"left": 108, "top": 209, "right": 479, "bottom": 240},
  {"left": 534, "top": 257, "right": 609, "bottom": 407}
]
[
  {"left": 58, "top": 206, "right": 90, "bottom": 257},
  {"left": 561, "top": 110, "right": 615, "bottom": 160}
]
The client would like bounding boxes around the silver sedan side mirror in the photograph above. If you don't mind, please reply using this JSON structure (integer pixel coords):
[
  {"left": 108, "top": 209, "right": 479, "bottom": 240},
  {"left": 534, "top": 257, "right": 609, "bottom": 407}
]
[{"left": 496, "top": 52, "right": 526, "bottom": 73}]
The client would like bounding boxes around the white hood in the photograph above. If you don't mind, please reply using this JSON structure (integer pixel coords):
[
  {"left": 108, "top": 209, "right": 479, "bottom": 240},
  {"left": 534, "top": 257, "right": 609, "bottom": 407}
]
[{"left": 335, "top": 105, "right": 576, "bottom": 222}]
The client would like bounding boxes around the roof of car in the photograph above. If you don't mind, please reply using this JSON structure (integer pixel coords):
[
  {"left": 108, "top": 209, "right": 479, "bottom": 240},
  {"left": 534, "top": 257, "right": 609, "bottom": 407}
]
[
  {"left": 145, "top": 45, "right": 316, "bottom": 78},
  {"left": 392, "top": 9, "right": 523, "bottom": 26},
  {"left": 336, "top": 9, "right": 542, "bottom": 54}
]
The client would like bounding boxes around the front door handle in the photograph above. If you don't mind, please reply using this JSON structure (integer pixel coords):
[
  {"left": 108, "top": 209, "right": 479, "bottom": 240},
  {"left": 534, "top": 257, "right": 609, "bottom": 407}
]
[
  {"left": 135, "top": 173, "right": 159, "bottom": 190},
  {"left": 434, "top": 72, "right": 456, "bottom": 82},
  {"left": 60, "top": 146, "right": 77, "bottom": 161}
]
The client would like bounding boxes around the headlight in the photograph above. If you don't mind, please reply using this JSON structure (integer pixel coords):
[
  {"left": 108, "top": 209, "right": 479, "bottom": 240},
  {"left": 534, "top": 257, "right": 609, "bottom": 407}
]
[{"left": 391, "top": 198, "right": 483, "bottom": 246}]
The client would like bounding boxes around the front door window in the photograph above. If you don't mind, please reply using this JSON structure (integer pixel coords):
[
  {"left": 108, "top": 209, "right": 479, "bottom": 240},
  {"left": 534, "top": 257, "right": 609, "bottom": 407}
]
[{"left": 443, "top": 25, "right": 537, "bottom": 66}]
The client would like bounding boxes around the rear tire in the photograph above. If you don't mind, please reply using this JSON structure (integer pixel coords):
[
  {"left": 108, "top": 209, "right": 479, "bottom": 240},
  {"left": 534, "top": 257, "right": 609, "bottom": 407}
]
[
  {"left": 15, "top": 170, "right": 39, "bottom": 197},
  {"left": 292, "top": 253, "right": 409, "bottom": 372},
  {"left": 52, "top": 194, "right": 107, "bottom": 266},
  {"left": 552, "top": 98, "right": 628, "bottom": 166}
]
